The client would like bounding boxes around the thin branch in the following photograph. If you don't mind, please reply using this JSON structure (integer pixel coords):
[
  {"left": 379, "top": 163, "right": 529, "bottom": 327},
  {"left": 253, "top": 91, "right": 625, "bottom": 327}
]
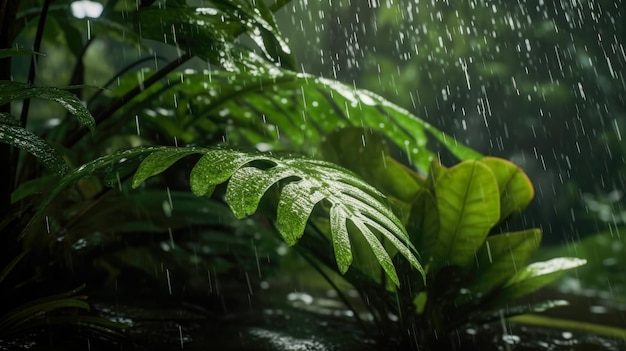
[
  {"left": 20, "top": 0, "right": 51, "bottom": 127},
  {"left": 62, "top": 52, "right": 192, "bottom": 148}
]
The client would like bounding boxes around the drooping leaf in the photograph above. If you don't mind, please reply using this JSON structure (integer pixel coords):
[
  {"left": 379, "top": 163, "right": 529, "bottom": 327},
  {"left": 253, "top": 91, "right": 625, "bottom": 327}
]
[
  {"left": 0, "top": 113, "right": 70, "bottom": 176},
  {"left": 0, "top": 81, "right": 95, "bottom": 132},
  {"left": 124, "top": 69, "right": 481, "bottom": 174},
  {"left": 495, "top": 257, "right": 587, "bottom": 302},
  {"left": 480, "top": 157, "right": 534, "bottom": 220},
  {"left": 433, "top": 160, "right": 500, "bottom": 268},
  {"left": 131, "top": 147, "right": 424, "bottom": 285}
]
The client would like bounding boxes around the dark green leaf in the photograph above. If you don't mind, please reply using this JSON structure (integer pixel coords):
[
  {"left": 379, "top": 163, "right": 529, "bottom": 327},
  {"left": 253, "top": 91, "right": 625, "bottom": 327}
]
[
  {"left": 22, "top": 147, "right": 164, "bottom": 240},
  {"left": 132, "top": 148, "right": 203, "bottom": 188},
  {"left": 321, "top": 127, "right": 424, "bottom": 204},
  {"left": 468, "top": 229, "right": 542, "bottom": 295},
  {"left": 0, "top": 113, "right": 70, "bottom": 176},
  {"left": 0, "top": 81, "right": 95, "bottom": 132},
  {"left": 407, "top": 189, "right": 439, "bottom": 261},
  {"left": 0, "top": 48, "right": 33, "bottom": 59}
]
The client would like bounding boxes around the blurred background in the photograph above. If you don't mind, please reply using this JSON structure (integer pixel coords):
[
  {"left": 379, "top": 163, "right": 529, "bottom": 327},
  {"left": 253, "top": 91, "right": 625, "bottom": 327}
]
[{"left": 275, "top": 0, "right": 626, "bottom": 247}]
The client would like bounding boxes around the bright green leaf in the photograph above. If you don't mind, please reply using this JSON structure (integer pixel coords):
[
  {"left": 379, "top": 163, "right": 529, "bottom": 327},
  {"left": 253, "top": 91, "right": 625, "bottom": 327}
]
[
  {"left": 496, "top": 257, "right": 587, "bottom": 302},
  {"left": 433, "top": 160, "right": 500, "bottom": 268},
  {"left": 480, "top": 157, "right": 534, "bottom": 220},
  {"left": 132, "top": 148, "right": 202, "bottom": 188}
]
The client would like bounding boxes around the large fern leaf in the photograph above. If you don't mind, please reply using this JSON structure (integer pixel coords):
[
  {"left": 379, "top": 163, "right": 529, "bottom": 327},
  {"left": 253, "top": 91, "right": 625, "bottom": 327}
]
[
  {"left": 131, "top": 147, "right": 424, "bottom": 285},
  {"left": 114, "top": 67, "right": 480, "bottom": 173}
]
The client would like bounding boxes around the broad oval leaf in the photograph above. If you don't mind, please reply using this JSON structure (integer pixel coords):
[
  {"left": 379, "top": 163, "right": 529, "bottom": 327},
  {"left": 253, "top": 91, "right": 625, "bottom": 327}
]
[
  {"left": 480, "top": 157, "right": 534, "bottom": 221},
  {"left": 433, "top": 160, "right": 500, "bottom": 268}
]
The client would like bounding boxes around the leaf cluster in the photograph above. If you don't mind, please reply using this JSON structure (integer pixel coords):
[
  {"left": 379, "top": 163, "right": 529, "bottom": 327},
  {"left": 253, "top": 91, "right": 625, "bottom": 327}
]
[{"left": 317, "top": 128, "right": 586, "bottom": 348}]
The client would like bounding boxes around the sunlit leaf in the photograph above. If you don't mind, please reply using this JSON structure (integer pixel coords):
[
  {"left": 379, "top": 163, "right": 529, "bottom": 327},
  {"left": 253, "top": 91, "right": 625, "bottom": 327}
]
[
  {"left": 495, "top": 257, "right": 587, "bottom": 302},
  {"left": 480, "top": 157, "right": 534, "bottom": 220},
  {"left": 0, "top": 81, "right": 95, "bottom": 132},
  {"left": 433, "top": 160, "right": 500, "bottom": 268}
]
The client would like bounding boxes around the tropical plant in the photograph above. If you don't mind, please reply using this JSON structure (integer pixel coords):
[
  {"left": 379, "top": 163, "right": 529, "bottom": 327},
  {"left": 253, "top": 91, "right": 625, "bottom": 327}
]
[
  {"left": 0, "top": 0, "right": 586, "bottom": 349},
  {"left": 300, "top": 127, "right": 586, "bottom": 348}
]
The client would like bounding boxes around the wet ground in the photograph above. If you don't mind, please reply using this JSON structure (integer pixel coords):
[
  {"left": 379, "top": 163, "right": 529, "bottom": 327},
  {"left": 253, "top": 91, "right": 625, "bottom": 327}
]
[{"left": 2, "top": 285, "right": 625, "bottom": 351}]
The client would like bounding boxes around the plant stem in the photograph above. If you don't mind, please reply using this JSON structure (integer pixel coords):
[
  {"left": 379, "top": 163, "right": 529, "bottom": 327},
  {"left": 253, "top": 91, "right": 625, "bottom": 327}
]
[
  {"left": 62, "top": 52, "right": 192, "bottom": 148},
  {"left": 20, "top": 0, "right": 51, "bottom": 128}
]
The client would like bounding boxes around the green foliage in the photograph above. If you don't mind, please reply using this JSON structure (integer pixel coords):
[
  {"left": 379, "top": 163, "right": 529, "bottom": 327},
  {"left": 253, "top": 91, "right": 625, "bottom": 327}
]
[
  {"left": 0, "top": 0, "right": 588, "bottom": 349},
  {"left": 131, "top": 146, "right": 423, "bottom": 285},
  {"left": 318, "top": 128, "right": 586, "bottom": 347}
]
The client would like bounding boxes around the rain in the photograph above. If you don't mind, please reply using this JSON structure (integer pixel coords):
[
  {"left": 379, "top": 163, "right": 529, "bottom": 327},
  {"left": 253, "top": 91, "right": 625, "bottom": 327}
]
[{"left": 0, "top": 0, "right": 625, "bottom": 350}]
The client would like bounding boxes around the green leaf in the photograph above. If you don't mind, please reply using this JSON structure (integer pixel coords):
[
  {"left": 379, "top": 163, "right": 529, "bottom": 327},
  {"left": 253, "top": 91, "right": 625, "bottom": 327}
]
[
  {"left": 134, "top": 147, "right": 424, "bottom": 285},
  {"left": 433, "top": 160, "right": 500, "bottom": 268},
  {"left": 480, "top": 157, "right": 534, "bottom": 220},
  {"left": 407, "top": 189, "right": 439, "bottom": 262},
  {"left": 132, "top": 69, "right": 481, "bottom": 174},
  {"left": 0, "top": 81, "right": 95, "bottom": 132},
  {"left": 212, "top": 0, "right": 296, "bottom": 69},
  {"left": 11, "top": 175, "right": 59, "bottom": 203},
  {"left": 496, "top": 257, "right": 587, "bottom": 301},
  {"left": 0, "top": 113, "right": 70, "bottom": 176},
  {"left": 320, "top": 127, "right": 424, "bottom": 204},
  {"left": 132, "top": 148, "right": 203, "bottom": 188},
  {"left": 468, "top": 229, "right": 542, "bottom": 295},
  {"left": 22, "top": 147, "right": 163, "bottom": 240},
  {"left": 0, "top": 250, "right": 29, "bottom": 285},
  {"left": 189, "top": 148, "right": 259, "bottom": 196},
  {"left": 0, "top": 48, "right": 33, "bottom": 59}
]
